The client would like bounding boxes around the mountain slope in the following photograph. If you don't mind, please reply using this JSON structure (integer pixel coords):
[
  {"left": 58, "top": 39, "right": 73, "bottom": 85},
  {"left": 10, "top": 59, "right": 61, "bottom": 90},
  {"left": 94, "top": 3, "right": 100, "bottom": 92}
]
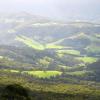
[{"left": 0, "top": 12, "right": 100, "bottom": 84}]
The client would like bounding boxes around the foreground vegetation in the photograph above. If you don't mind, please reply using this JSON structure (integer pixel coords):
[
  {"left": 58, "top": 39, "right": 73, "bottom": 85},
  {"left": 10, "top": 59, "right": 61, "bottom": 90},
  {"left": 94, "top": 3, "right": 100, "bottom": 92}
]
[{"left": 0, "top": 75, "right": 100, "bottom": 100}]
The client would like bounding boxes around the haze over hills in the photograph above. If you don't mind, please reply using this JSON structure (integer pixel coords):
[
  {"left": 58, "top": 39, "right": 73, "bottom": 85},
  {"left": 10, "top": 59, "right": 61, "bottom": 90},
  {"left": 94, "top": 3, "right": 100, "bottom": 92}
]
[{"left": 0, "top": 12, "right": 100, "bottom": 99}]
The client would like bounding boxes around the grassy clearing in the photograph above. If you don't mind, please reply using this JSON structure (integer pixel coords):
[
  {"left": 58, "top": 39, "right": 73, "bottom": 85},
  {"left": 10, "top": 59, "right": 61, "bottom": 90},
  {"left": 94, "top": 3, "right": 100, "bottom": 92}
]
[
  {"left": 8, "top": 69, "right": 19, "bottom": 73},
  {"left": 56, "top": 49, "right": 80, "bottom": 56},
  {"left": 76, "top": 57, "right": 97, "bottom": 64},
  {"left": 66, "top": 71, "right": 92, "bottom": 77},
  {"left": 16, "top": 36, "right": 45, "bottom": 50},
  {"left": 0, "top": 69, "right": 19, "bottom": 73},
  {"left": 0, "top": 69, "right": 62, "bottom": 79},
  {"left": 58, "top": 65, "right": 87, "bottom": 72},
  {"left": 22, "top": 71, "right": 62, "bottom": 78}
]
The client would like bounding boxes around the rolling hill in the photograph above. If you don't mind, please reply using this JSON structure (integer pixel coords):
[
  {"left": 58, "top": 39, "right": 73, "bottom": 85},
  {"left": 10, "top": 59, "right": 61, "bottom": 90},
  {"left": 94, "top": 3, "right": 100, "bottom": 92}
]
[{"left": 0, "top": 12, "right": 100, "bottom": 100}]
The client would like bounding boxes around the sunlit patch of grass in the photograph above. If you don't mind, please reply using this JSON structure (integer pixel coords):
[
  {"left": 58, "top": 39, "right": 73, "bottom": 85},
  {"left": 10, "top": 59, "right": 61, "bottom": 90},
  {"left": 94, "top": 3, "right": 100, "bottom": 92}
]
[
  {"left": 16, "top": 36, "right": 45, "bottom": 50},
  {"left": 56, "top": 50, "right": 80, "bottom": 56},
  {"left": 0, "top": 69, "right": 19, "bottom": 73},
  {"left": 10, "top": 70, "right": 19, "bottom": 73},
  {"left": 66, "top": 71, "right": 92, "bottom": 77},
  {"left": 76, "top": 57, "right": 97, "bottom": 64},
  {"left": 22, "top": 71, "right": 62, "bottom": 78}
]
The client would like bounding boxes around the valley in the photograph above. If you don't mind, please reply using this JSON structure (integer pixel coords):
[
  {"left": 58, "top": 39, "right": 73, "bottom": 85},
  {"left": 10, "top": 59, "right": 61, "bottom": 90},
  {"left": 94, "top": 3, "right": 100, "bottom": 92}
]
[{"left": 0, "top": 13, "right": 100, "bottom": 99}]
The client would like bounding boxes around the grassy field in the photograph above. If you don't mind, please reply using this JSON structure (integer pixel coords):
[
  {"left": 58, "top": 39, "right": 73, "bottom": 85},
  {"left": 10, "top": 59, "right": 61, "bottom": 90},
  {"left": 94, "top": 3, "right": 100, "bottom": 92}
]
[
  {"left": 76, "top": 57, "right": 97, "bottom": 64},
  {"left": 16, "top": 36, "right": 45, "bottom": 50},
  {"left": 56, "top": 49, "right": 80, "bottom": 56},
  {"left": 66, "top": 71, "right": 92, "bottom": 77},
  {"left": 0, "top": 69, "right": 62, "bottom": 78},
  {"left": 0, "top": 69, "right": 19, "bottom": 73},
  {"left": 22, "top": 71, "right": 62, "bottom": 78}
]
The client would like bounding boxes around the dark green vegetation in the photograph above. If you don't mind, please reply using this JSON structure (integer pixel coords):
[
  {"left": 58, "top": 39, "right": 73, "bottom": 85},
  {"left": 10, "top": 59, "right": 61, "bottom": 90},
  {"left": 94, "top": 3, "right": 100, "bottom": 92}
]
[
  {"left": 0, "top": 75, "right": 100, "bottom": 100},
  {"left": 1, "top": 84, "right": 30, "bottom": 100},
  {"left": 0, "top": 13, "right": 100, "bottom": 99}
]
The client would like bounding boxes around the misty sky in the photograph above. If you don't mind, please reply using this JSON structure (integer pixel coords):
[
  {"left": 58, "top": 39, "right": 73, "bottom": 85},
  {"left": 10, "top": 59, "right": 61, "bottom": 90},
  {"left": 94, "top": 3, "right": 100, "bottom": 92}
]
[{"left": 0, "top": 0, "right": 100, "bottom": 21}]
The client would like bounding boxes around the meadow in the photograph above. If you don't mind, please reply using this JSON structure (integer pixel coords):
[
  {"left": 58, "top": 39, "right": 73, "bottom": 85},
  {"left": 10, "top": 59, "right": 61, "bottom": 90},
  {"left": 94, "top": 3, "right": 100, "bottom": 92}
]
[{"left": 22, "top": 71, "right": 62, "bottom": 78}]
